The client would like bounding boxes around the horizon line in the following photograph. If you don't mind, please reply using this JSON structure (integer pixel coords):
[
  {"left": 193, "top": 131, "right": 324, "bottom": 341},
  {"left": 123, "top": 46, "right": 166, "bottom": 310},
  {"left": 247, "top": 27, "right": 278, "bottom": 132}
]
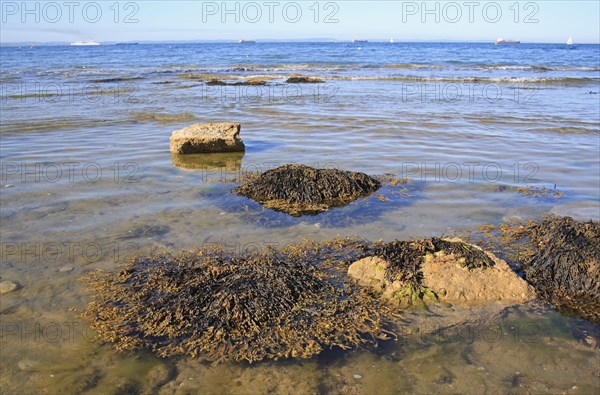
[{"left": 2, "top": 39, "right": 599, "bottom": 46}]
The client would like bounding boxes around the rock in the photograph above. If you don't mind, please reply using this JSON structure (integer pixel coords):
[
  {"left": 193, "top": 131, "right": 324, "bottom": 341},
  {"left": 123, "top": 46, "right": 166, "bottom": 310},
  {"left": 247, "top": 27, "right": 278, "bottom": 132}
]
[
  {"left": 353, "top": 374, "right": 362, "bottom": 379},
  {"left": 0, "top": 280, "right": 19, "bottom": 294},
  {"left": 347, "top": 256, "right": 388, "bottom": 292},
  {"left": 169, "top": 123, "right": 244, "bottom": 154},
  {"left": 58, "top": 265, "right": 74, "bottom": 272},
  {"left": 206, "top": 79, "right": 267, "bottom": 86},
  {"left": 144, "top": 364, "right": 174, "bottom": 392},
  {"left": 286, "top": 76, "right": 325, "bottom": 83},
  {"left": 420, "top": 248, "right": 536, "bottom": 304},
  {"left": 206, "top": 79, "right": 228, "bottom": 86},
  {"left": 514, "top": 216, "right": 599, "bottom": 323},
  {"left": 234, "top": 164, "right": 381, "bottom": 216},
  {"left": 347, "top": 238, "right": 536, "bottom": 306}
]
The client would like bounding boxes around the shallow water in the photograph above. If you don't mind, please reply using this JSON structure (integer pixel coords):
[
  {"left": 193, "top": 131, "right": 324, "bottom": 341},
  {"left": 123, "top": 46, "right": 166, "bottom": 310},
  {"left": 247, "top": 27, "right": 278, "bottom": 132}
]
[{"left": 1, "top": 42, "right": 599, "bottom": 394}]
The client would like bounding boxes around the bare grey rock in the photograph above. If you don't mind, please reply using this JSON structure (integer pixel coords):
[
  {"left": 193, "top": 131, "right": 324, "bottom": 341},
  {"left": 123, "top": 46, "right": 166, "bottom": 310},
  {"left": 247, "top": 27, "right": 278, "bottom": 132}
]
[{"left": 169, "top": 123, "right": 244, "bottom": 154}]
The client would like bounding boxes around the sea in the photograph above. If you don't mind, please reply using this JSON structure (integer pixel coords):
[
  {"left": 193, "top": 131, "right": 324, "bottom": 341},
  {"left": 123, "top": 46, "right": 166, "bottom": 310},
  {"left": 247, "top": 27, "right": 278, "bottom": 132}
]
[{"left": 1, "top": 42, "right": 599, "bottom": 394}]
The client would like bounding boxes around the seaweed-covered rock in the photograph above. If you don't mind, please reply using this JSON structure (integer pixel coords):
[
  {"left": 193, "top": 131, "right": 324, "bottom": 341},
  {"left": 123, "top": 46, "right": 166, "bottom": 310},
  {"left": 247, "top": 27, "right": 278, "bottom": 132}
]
[
  {"left": 206, "top": 79, "right": 267, "bottom": 86},
  {"left": 285, "top": 76, "right": 324, "bottom": 83},
  {"left": 235, "top": 164, "right": 381, "bottom": 216},
  {"left": 494, "top": 216, "right": 600, "bottom": 323},
  {"left": 348, "top": 238, "right": 535, "bottom": 306},
  {"left": 81, "top": 246, "right": 387, "bottom": 364},
  {"left": 170, "top": 123, "right": 244, "bottom": 154}
]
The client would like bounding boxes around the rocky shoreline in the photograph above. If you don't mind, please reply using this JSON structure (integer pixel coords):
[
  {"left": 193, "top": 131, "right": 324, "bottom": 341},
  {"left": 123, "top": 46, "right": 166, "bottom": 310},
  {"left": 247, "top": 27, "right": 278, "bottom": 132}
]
[
  {"left": 82, "top": 214, "right": 598, "bottom": 363},
  {"left": 75, "top": 124, "right": 599, "bottom": 364}
]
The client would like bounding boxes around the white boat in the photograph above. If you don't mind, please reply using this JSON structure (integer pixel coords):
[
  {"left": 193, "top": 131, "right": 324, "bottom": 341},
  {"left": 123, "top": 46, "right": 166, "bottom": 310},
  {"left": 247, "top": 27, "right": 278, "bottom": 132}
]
[
  {"left": 239, "top": 39, "right": 256, "bottom": 44},
  {"left": 495, "top": 38, "right": 520, "bottom": 45},
  {"left": 352, "top": 37, "right": 368, "bottom": 43},
  {"left": 567, "top": 36, "right": 573, "bottom": 45},
  {"left": 70, "top": 40, "right": 100, "bottom": 46},
  {"left": 389, "top": 38, "right": 394, "bottom": 43}
]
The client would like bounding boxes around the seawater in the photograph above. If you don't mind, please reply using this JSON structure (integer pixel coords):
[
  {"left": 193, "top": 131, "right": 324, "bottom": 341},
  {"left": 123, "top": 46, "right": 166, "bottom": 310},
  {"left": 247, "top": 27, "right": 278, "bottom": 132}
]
[{"left": 1, "top": 42, "right": 599, "bottom": 394}]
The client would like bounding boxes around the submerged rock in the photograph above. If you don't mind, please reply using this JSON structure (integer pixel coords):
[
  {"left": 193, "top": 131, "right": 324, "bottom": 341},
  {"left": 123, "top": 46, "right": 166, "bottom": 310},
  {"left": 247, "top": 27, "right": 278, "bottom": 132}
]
[
  {"left": 235, "top": 164, "right": 381, "bottom": 216},
  {"left": 348, "top": 238, "right": 535, "bottom": 306},
  {"left": 169, "top": 123, "right": 245, "bottom": 154},
  {"left": 18, "top": 360, "right": 41, "bottom": 371},
  {"left": 0, "top": 280, "right": 19, "bottom": 294}
]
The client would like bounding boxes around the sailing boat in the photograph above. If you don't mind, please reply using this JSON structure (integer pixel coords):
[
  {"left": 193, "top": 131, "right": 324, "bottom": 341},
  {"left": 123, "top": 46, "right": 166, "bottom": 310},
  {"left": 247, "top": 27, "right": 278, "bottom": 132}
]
[
  {"left": 566, "top": 36, "right": 573, "bottom": 45},
  {"left": 389, "top": 38, "right": 394, "bottom": 43}
]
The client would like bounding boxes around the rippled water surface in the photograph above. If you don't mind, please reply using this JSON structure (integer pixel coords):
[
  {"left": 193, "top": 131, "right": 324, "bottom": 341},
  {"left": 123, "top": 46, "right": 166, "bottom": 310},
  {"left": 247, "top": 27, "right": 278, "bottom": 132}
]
[{"left": 1, "top": 42, "right": 599, "bottom": 394}]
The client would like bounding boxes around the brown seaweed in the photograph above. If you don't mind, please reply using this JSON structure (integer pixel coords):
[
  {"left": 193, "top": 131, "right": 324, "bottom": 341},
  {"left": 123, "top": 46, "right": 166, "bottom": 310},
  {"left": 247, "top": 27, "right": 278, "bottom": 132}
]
[
  {"left": 475, "top": 215, "right": 600, "bottom": 323},
  {"left": 81, "top": 241, "right": 389, "bottom": 364},
  {"left": 234, "top": 164, "right": 381, "bottom": 216}
]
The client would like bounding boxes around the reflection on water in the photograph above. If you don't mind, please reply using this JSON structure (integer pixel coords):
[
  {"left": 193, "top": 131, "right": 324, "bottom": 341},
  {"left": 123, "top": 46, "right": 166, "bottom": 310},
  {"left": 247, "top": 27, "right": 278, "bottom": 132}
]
[{"left": 171, "top": 152, "right": 244, "bottom": 174}]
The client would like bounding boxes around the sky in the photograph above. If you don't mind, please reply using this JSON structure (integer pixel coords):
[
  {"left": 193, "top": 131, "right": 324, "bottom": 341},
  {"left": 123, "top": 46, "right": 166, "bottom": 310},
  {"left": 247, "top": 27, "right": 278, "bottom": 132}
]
[{"left": 1, "top": 0, "right": 599, "bottom": 43}]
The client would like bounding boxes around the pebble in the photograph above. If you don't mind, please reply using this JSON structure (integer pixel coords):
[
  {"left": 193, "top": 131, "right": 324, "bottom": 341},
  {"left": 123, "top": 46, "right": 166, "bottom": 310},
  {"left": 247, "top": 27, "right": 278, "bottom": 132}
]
[
  {"left": 0, "top": 281, "right": 19, "bottom": 294},
  {"left": 58, "top": 265, "right": 74, "bottom": 272},
  {"left": 353, "top": 374, "right": 362, "bottom": 379},
  {"left": 4, "top": 184, "right": 14, "bottom": 188}
]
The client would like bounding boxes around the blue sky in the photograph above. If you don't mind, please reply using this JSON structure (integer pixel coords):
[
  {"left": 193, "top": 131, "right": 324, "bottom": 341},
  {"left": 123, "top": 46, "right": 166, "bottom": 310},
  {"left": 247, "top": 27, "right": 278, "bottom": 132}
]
[{"left": 1, "top": 1, "right": 599, "bottom": 43}]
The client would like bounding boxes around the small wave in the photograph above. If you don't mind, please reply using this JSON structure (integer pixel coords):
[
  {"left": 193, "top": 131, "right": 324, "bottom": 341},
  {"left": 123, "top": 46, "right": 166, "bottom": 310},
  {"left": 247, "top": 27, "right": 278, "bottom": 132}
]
[
  {"left": 0, "top": 118, "right": 121, "bottom": 135},
  {"left": 90, "top": 76, "right": 145, "bottom": 83},
  {"left": 530, "top": 127, "right": 600, "bottom": 134},
  {"left": 478, "top": 64, "right": 600, "bottom": 72},
  {"left": 328, "top": 75, "right": 598, "bottom": 85},
  {"left": 7, "top": 87, "right": 136, "bottom": 100},
  {"left": 383, "top": 64, "right": 444, "bottom": 69}
]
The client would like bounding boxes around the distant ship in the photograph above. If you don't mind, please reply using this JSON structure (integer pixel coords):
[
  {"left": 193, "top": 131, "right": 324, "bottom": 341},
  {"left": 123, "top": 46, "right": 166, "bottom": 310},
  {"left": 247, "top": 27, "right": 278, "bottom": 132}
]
[
  {"left": 352, "top": 37, "right": 368, "bottom": 43},
  {"left": 239, "top": 39, "right": 256, "bottom": 44},
  {"left": 70, "top": 40, "right": 100, "bottom": 46},
  {"left": 567, "top": 36, "right": 573, "bottom": 45},
  {"left": 495, "top": 38, "right": 520, "bottom": 45}
]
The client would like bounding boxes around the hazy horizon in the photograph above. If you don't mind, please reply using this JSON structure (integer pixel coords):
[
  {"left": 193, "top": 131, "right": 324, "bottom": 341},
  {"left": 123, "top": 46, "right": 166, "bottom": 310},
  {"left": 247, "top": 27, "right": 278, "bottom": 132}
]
[{"left": 1, "top": 1, "right": 599, "bottom": 44}]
